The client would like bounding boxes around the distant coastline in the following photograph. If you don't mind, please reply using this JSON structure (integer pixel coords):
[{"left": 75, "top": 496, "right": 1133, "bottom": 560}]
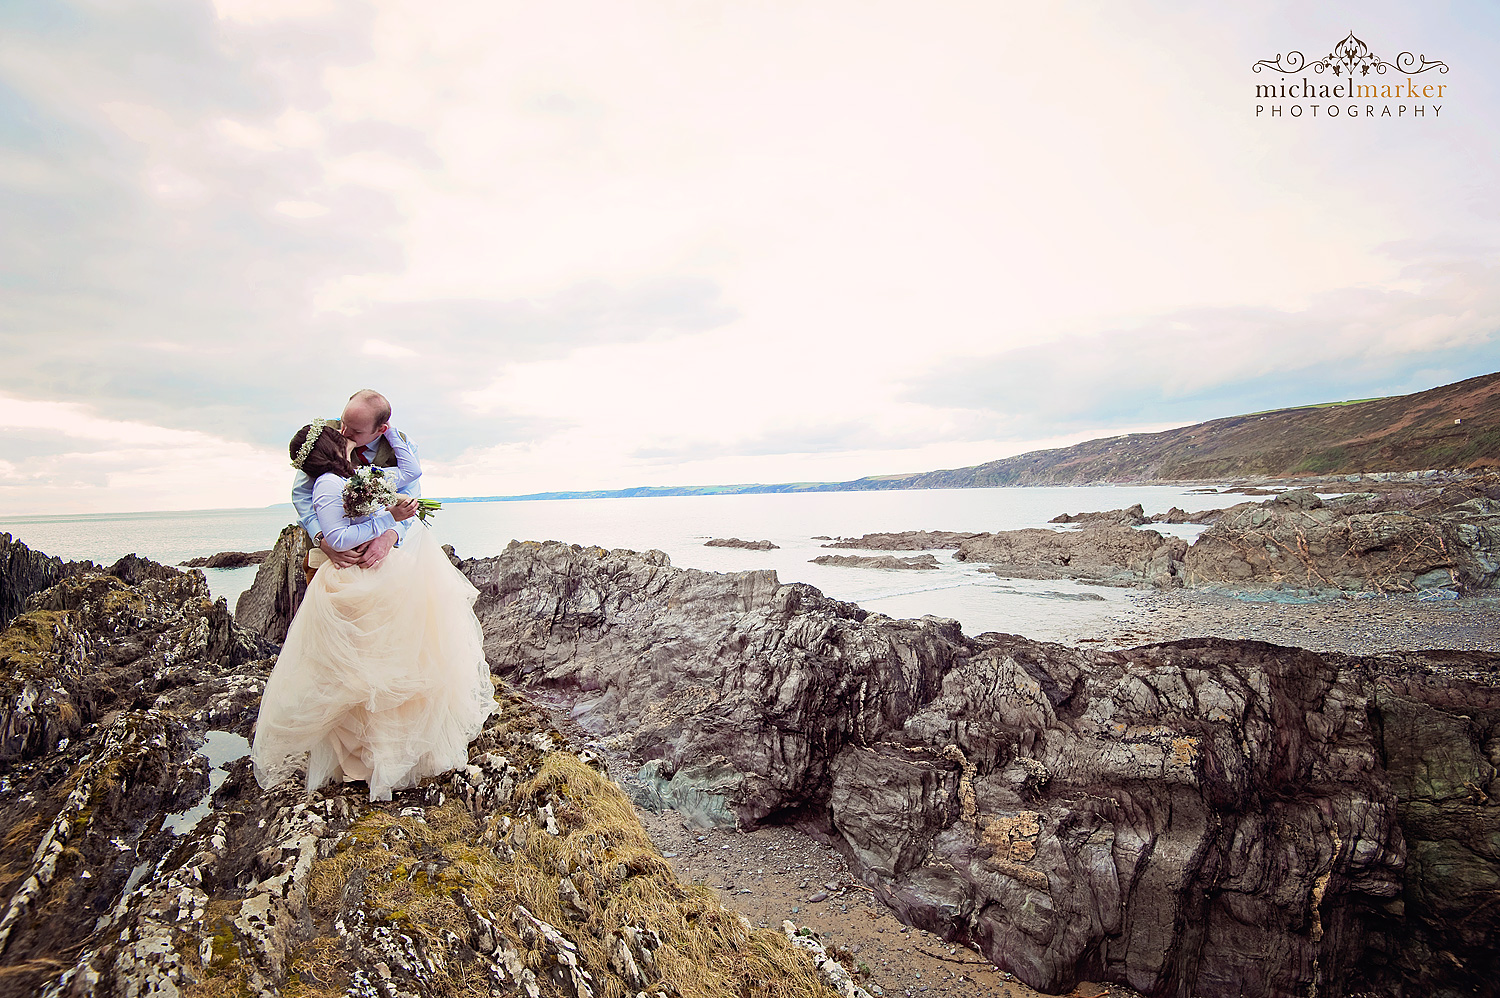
[
  {"left": 267, "top": 370, "right": 1499, "bottom": 509},
  {"left": 433, "top": 478, "right": 916, "bottom": 503}
]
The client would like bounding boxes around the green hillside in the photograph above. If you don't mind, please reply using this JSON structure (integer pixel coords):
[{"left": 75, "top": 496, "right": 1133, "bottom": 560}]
[{"left": 858, "top": 371, "right": 1500, "bottom": 487}]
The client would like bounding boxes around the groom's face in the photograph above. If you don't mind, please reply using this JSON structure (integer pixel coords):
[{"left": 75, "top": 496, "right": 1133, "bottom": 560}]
[{"left": 339, "top": 404, "right": 387, "bottom": 448}]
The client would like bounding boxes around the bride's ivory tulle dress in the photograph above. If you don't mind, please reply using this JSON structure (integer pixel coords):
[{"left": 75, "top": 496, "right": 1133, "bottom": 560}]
[{"left": 251, "top": 527, "right": 496, "bottom": 801}]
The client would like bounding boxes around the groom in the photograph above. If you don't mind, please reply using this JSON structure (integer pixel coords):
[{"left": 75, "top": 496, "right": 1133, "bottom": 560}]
[{"left": 292, "top": 388, "right": 421, "bottom": 573}]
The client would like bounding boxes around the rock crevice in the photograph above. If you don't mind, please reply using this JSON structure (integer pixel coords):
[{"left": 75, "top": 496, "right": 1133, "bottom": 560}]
[{"left": 464, "top": 538, "right": 1500, "bottom": 998}]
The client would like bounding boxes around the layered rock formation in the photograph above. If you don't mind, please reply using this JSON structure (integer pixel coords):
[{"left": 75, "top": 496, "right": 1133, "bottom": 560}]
[
  {"left": 465, "top": 539, "right": 1500, "bottom": 998},
  {"left": 234, "top": 524, "right": 311, "bottom": 644},
  {"left": 0, "top": 532, "right": 86, "bottom": 629},
  {"left": 817, "top": 523, "right": 1187, "bottom": 588},
  {"left": 1185, "top": 486, "right": 1500, "bottom": 592},
  {"left": 180, "top": 549, "right": 271, "bottom": 569},
  {"left": 1049, "top": 504, "right": 1222, "bottom": 527},
  {"left": 821, "top": 531, "right": 981, "bottom": 550},
  {"left": 946, "top": 477, "right": 1500, "bottom": 595},
  {"left": 9, "top": 516, "right": 1496, "bottom": 997},
  {"left": 706, "top": 537, "right": 780, "bottom": 550},
  {"left": 1, "top": 533, "right": 196, "bottom": 631},
  {"left": 0, "top": 551, "right": 851, "bottom": 998},
  {"left": 1151, "top": 505, "right": 1222, "bottom": 524},
  {"left": 1363, "top": 655, "right": 1500, "bottom": 989},
  {"left": 810, "top": 554, "right": 940, "bottom": 570},
  {"left": 954, "top": 527, "right": 1188, "bottom": 588},
  {"left": 1049, "top": 503, "right": 1151, "bottom": 527}
]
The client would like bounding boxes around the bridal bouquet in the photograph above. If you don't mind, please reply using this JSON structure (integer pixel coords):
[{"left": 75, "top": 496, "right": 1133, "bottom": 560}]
[{"left": 342, "top": 466, "right": 442, "bottom": 522}]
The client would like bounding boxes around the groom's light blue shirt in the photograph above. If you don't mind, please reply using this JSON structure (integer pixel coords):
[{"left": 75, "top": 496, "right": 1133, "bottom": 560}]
[{"left": 291, "top": 429, "right": 422, "bottom": 548}]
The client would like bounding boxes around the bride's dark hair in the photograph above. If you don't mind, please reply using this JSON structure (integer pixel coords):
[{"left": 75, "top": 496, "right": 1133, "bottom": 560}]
[{"left": 289, "top": 424, "right": 355, "bottom": 479}]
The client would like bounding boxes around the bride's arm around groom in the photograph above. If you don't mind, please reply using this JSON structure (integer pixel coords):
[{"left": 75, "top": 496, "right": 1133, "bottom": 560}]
[{"left": 291, "top": 389, "right": 422, "bottom": 570}]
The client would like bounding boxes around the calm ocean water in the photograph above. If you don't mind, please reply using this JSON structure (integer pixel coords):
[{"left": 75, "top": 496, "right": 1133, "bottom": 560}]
[{"left": 4, "top": 486, "right": 1227, "bottom": 643}]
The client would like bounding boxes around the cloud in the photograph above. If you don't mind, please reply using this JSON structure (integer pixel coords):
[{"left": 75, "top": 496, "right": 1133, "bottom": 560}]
[
  {"left": 0, "top": 394, "right": 286, "bottom": 513},
  {"left": 275, "top": 199, "right": 330, "bottom": 217},
  {"left": 0, "top": 2, "right": 743, "bottom": 463},
  {"left": 904, "top": 257, "right": 1500, "bottom": 432},
  {"left": 629, "top": 412, "right": 1007, "bottom": 464},
  {"left": 3, "top": 3, "right": 1500, "bottom": 514}
]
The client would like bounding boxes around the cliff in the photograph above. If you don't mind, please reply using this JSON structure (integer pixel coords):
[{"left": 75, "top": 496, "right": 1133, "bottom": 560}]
[{"left": 458, "top": 539, "right": 1500, "bottom": 998}]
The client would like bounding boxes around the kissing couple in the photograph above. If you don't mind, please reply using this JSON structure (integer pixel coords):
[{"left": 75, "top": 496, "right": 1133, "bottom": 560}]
[{"left": 250, "top": 389, "right": 496, "bottom": 802}]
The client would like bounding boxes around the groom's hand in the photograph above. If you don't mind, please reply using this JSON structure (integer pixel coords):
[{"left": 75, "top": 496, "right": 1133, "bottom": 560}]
[
  {"left": 359, "top": 530, "right": 399, "bottom": 568},
  {"left": 320, "top": 536, "right": 363, "bottom": 569}
]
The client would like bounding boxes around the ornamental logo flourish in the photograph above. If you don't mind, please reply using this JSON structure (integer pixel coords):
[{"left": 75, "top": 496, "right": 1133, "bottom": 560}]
[
  {"left": 1252, "top": 31, "right": 1449, "bottom": 119},
  {"left": 1254, "top": 31, "right": 1448, "bottom": 77}
]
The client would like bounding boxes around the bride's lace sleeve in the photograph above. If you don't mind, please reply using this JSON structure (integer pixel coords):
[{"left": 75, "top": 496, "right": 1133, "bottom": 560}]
[{"left": 312, "top": 473, "right": 398, "bottom": 552}]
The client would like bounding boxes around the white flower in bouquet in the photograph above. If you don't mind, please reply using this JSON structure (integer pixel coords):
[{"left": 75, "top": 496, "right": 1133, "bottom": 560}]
[{"left": 341, "top": 466, "right": 442, "bottom": 522}]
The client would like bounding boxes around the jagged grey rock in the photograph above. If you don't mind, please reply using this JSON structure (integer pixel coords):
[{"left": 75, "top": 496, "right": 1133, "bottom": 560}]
[
  {"left": 1049, "top": 503, "right": 1150, "bottom": 526},
  {"left": 820, "top": 531, "right": 982, "bottom": 550},
  {"left": 8, "top": 525, "right": 1498, "bottom": 997},
  {"left": 0, "top": 533, "right": 87, "bottom": 629},
  {"left": 0, "top": 545, "right": 841, "bottom": 998},
  {"left": 466, "top": 538, "right": 1500, "bottom": 998},
  {"left": 234, "top": 524, "right": 311, "bottom": 644},
  {"left": 809, "top": 554, "right": 940, "bottom": 570},
  {"left": 1, "top": 533, "right": 194, "bottom": 631},
  {"left": 953, "top": 526, "right": 1188, "bottom": 588},
  {"left": 1185, "top": 490, "right": 1500, "bottom": 592}
]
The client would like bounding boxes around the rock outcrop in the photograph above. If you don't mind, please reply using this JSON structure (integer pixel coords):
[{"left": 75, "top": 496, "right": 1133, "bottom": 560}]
[
  {"left": 1049, "top": 503, "right": 1150, "bottom": 526},
  {"left": 809, "top": 554, "right": 940, "bottom": 570},
  {"left": 180, "top": 549, "right": 271, "bottom": 569},
  {"left": 705, "top": 537, "right": 780, "bottom": 550},
  {"left": 1361, "top": 654, "right": 1500, "bottom": 991},
  {"left": 466, "top": 539, "right": 1500, "bottom": 998},
  {"left": 0, "top": 550, "right": 851, "bottom": 998},
  {"left": 1, "top": 533, "right": 205, "bottom": 631},
  {"left": 0, "top": 533, "right": 89, "bottom": 629},
  {"left": 953, "top": 527, "right": 1188, "bottom": 588},
  {"left": 1049, "top": 504, "right": 1224, "bottom": 527},
  {"left": 1151, "top": 505, "right": 1223, "bottom": 525},
  {"left": 1185, "top": 487, "right": 1500, "bottom": 592},
  {"left": 234, "top": 524, "right": 310, "bottom": 644},
  {"left": 821, "top": 531, "right": 981, "bottom": 550},
  {"left": 859, "top": 476, "right": 1500, "bottom": 596}
]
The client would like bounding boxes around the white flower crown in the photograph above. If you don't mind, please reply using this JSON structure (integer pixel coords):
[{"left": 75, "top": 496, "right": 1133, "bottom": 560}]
[{"left": 291, "top": 418, "right": 331, "bottom": 470}]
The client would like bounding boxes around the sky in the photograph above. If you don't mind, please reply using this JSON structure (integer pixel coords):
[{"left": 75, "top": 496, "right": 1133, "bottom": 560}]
[{"left": 2, "top": 1, "right": 1499, "bottom": 515}]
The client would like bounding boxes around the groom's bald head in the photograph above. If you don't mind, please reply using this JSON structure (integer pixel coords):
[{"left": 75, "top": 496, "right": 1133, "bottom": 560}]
[{"left": 340, "top": 389, "right": 391, "bottom": 446}]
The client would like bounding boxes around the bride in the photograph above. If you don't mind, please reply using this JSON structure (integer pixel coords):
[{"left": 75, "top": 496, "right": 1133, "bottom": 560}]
[{"left": 251, "top": 420, "right": 495, "bottom": 802}]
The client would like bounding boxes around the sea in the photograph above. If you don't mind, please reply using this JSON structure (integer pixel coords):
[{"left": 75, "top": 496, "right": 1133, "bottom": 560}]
[{"left": 3, "top": 485, "right": 1236, "bottom": 644}]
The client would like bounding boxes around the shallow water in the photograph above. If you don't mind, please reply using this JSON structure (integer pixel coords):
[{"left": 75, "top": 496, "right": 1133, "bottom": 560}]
[
  {"left": 4, "top": 485, "right": 1236, "bottom": 642},
  {"left": 162, "top": 730, "right": 250, "bottom": 836}
]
